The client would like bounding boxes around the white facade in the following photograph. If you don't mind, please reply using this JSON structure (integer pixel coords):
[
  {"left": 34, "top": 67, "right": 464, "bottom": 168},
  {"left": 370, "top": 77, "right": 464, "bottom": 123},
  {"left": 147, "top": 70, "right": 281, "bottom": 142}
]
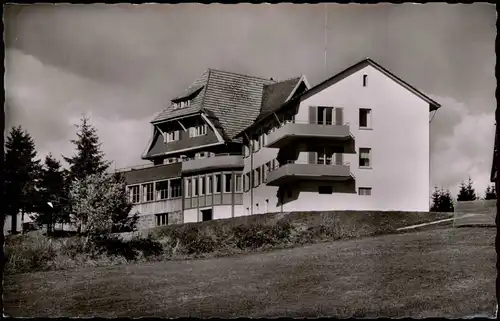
[{"left": 243, "top": 64, "right": 432, "bottom": 213}]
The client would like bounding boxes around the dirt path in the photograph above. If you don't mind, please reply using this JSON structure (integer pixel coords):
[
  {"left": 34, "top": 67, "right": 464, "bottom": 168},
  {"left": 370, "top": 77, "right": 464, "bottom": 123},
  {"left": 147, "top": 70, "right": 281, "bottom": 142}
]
[{"left": 4, "top": 228, "right": 496, "bottom": 318}]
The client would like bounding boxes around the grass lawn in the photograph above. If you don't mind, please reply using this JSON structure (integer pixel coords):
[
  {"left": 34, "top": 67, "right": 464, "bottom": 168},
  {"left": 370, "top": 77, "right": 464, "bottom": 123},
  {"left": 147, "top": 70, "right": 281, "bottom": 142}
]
[{"left": 4, "top": 227, "right": 495, "bottom": 318}]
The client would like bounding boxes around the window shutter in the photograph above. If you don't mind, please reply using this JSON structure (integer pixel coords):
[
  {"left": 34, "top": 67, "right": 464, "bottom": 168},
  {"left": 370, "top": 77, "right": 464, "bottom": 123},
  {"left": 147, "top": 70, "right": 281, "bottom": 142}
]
[
  {"left": 335, "top": 153, "right": 343, "bottom": 165},
  {"left": 308, "top": 152, "right": 317, "bottom": 164},
  {"left": 309, "top": 106, "right": 317, "bottom": 124},
  {"left": 336, "top": 107, "right": 344, "bottom": 125}
]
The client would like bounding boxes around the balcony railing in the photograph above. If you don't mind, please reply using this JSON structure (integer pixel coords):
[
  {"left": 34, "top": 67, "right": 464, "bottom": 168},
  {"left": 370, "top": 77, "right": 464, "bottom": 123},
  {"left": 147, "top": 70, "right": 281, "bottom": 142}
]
[
  {"left": 266, "top": 120, "right": 353, "bottom": 149},
  {"left": 181, "top": 153, "right": 244, "bottom": 173},
  {"left": 115, "top": 163, "right": 156, "bottom": 173},
  {"left": 266, "top": 160, "right": 353, "bottom": 186}
]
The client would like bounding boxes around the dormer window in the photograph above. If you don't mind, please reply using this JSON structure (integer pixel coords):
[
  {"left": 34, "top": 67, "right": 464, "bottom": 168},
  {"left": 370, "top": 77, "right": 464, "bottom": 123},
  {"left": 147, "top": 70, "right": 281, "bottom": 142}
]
[
  {"left": 172, "top": 99, "right": 191, "bottom": 110},
  {"left": 189, "top": 124, "right": 208, "bottom": 137}
]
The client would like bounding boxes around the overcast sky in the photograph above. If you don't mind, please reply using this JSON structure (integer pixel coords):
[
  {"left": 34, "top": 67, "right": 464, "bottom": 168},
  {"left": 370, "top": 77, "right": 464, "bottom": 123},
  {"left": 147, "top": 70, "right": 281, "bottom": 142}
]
[{"left": 4, "top": 3, "right": 496, "bottom": 198}]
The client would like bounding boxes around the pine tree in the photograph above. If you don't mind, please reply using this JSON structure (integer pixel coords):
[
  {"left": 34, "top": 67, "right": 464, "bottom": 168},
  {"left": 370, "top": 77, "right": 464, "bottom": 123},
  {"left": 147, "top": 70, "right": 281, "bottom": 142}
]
[
  {"left": 440, "top": 189, "right": 455, "bottom": 212},
  {"left": 485, "top": 184, "right": 497, "bottom": 200},
  {"left": 63, "top": 116, "right": 111, "bottom": 183},
  {"left": 4, "top": 126, "right": 43, "bottom": 233},
  {"left": 430, "top": 186, "right": 441, "bottom": 212},
  {"left": 431, "top": 187, "right": 454, "bottom": 212},
  {"left": 457, "top": 177, "right": 477, "bottom": 202},
  {"left": 35, "top": 154, "right": 70, "bottom": 233}
]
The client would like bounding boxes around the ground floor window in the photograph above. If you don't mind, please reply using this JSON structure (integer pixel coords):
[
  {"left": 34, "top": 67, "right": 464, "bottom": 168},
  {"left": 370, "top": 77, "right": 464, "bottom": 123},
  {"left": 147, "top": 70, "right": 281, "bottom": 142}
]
[
  {"left": 155, "top": 213, "right": 168, "bottom": 226},
  {"left": 359, "top": 187, "right": 372, "bottom": 196},
  {"left": 318, "top": 186, "right": 333, "bottom": 194},
  {"left": 201, "top": 208, "right": 213, "bottom": 221}
]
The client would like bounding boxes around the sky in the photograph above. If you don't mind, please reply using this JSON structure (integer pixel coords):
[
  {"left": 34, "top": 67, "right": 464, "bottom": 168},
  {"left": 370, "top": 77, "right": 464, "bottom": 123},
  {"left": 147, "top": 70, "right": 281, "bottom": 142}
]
[{"left": 4, "top": 3, "right": 496, "bottom": 198}]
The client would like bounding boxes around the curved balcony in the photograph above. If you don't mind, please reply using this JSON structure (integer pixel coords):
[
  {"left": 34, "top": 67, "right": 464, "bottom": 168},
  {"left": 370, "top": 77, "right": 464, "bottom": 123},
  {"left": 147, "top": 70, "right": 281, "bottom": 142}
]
[
  {"left": 181, "top": 153, "right": 244, "bottom": 174},
  {"left": 266, "top": 160, "right": 354, "bottom": 186},
  {"left": 266, "top": 121, "right": 354, "bottom": 150}
]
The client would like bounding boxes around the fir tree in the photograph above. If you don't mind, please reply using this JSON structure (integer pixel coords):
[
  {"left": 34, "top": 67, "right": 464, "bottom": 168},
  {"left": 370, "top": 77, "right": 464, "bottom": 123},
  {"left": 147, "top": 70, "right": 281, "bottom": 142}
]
[
  {"left": 457, "top": 177, "right": 477, "bottom": 202},
  {"left": 430, "top": 186, "right": 454, "bottom": 212},
  {"left": 63, "top": 116, "right": 111, "bottom": 183},
  {"left": 35, "top": 154, "right": 70, "bottom": 233},
  {"left": 4, "top": 126, "right": 42, "bottom": 233},
  {"left": 485, "top": 184, "right": 497, "bottom": 200}
]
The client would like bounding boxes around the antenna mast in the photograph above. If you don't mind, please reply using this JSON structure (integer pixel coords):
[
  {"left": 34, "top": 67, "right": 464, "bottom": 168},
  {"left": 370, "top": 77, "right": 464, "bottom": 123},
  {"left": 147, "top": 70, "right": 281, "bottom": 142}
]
[{"left": 324, "top": 3, "right": 328, "bottom": 79}]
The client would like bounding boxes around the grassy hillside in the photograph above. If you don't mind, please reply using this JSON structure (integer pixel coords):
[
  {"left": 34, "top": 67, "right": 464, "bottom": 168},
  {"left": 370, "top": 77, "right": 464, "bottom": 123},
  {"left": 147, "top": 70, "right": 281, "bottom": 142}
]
[
  {"left": 5, "top": 211, "right": 452, "bottom": 275},
  {"left": 4, "top": 228, "right": 495, "bottom": 318}
]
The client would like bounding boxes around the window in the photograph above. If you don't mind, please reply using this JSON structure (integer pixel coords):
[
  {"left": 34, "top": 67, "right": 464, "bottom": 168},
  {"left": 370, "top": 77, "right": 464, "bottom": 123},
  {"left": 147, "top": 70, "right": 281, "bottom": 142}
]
[
  {"left": 253, "top": 169, "right": 260, "bottom": 187},
  {"left": 193, "top": 177, "right": 199, "bottom": 196},
  {"left": 200, "top": 176, "right": 206, "bottom": 195},
  {"left": 359, "top": 148, "right": 372, "bottom": 168},
  {"left": 359, "top": 187, "right": 372, "bottom": 196},
  {"left": 155, "top": 213, "right": 168, "bottom": 227},
  {"left": 318, "top": 186, "right": 333, "bottom": 194},
  {"left": 128, "top": 185, "right": 140, "bottom": 204},
  {"left": 363, "top": 74, "right": 367, "bottom": 87},
  {"left": 317, "top": 148, "right": 333, "bottom": 165},
  {"left": 264, "top": 162, "right": 270, "bottom": 182},
  {"left": 359, "top": 108, "right": 372, "bottom": 129},
  {"left": 317, "top": 106, "right": 334, "bottom": 125},
  {"left": 170, "top": 179, "right": 182, "bottom": 198},
  {"left": 224, "top": 173, "right": 232, "bottom": 193},
  {"left": 207, "top": 175, "right": 213, "bottom": 195},
  {"left": 259, "top": 133, "right": 266, "bottom": 148},
  {"left": 143, "top": 183, "right": 154, "bottom": 202},
  {"left": 165, "top": 130, "right": 180, "bottom": 143},
  {"left": 196, "top": 152, "right": 207, "bottom": 159},
  {"left": 156, "top": 181, "right": 169, "bottom": 200},
  {"left": 173, "top": 100, "right": 191, "bottom": 110},
  {"left": 185, "top": 178, "right": 192, "bottom": 198},
  {"left": 254, "top": 137, "right": 260, "bottom": 152},
  {"left": 235, "top": 174, "right": 242, "bottom": 193},
  {"left": 245, "top": 172, "right": 251, "bottom": 192},
  {"left": 215, "top": 174, "right": 222, "bottom": 193},
  {"left": 190, "top": 124, "right": 207, "bottom": 137}
]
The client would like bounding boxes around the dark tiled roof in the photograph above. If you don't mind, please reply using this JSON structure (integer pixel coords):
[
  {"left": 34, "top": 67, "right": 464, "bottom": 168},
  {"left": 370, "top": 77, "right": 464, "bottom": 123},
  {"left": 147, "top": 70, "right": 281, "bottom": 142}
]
[
  {"left": 149, "top": 69, "right": 303, "bottom": 145},
  {"left": 152, "top": 70, "right": 210, "bottom": 123},
  {"left": 257, "top": 77, "right": 302, "bottom": 121},
  {"left": 201, "top": 69, "right": 275, "bottom": 139}
]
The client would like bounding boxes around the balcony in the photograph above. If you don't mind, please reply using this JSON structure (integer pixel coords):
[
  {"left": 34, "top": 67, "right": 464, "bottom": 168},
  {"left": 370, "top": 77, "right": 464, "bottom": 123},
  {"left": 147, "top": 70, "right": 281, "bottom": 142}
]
[
  {"left": 266, "top": 121, "right": 353, "bottom": 149},
  {"left": 181, "top": 153, "right": 244, "bottom": 174},
  {"left": 266, "top": 160, "right": 354, "bottom": 186},
  {"left": 130, "top": 198, "right": 183, "bottom": 216}
]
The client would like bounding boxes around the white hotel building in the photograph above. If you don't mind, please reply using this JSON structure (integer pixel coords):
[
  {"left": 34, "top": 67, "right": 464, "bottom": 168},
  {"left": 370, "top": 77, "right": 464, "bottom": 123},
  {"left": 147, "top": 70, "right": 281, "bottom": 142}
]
[{"left": 118, "top": 58, "right": 441, "bottom": 229}]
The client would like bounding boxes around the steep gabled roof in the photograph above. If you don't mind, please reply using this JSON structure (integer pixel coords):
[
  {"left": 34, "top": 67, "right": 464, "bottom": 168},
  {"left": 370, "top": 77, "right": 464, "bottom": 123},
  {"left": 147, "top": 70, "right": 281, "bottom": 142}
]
[
  {"left": 299, "top": 58, "right": 441, "bottom": 111},
  {"left": 258, "top": 76, "right": 302, "bottom": 121},
  {"left": 201, "top": 69, "right": 275, "bottom": 140},
  {"left": 150, "top": 68, "right": 301, "bottom": 142},
  {"left": 152, "top": 69, "right": 210, "bottom": 123}
]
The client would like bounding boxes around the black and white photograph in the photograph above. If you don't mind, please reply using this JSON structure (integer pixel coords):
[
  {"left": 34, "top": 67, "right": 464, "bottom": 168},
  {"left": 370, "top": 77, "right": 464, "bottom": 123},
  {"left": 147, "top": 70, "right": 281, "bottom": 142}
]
[{"left": 3, "top": 3, "right": 497, "bottom": 318}]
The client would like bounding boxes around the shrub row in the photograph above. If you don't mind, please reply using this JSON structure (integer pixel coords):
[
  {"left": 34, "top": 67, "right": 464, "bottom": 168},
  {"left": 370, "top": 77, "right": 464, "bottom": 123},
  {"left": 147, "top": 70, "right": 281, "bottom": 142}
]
[{"left": 5, "top": 211, "right": 453, "bottom": 275}]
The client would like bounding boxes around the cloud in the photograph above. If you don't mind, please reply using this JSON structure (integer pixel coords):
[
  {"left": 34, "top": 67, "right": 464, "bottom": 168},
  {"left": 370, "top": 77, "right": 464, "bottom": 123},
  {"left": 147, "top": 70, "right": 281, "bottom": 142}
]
[
  {"left": 4, "top": 4, "right": 496, "bottom": 201},
  {"left": 5, "top": 49, "right": 152, "bottom": 169},
  {"left": 430, "top": 95, "right": 495, "bottom": 198}
]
